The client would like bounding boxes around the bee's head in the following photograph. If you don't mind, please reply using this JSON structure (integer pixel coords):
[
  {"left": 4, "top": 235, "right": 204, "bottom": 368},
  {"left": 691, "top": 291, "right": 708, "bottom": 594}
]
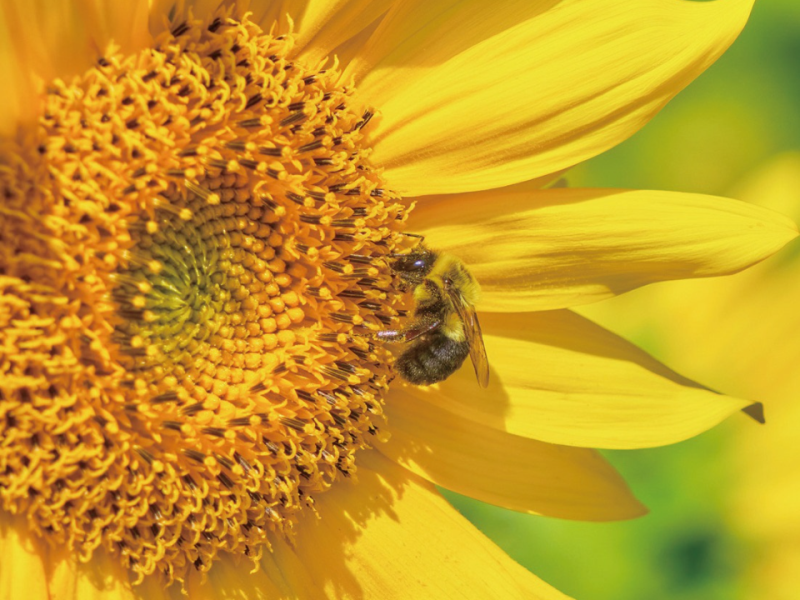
[{"left": 390, "top": 246, "right": 437, "bottom": 279}]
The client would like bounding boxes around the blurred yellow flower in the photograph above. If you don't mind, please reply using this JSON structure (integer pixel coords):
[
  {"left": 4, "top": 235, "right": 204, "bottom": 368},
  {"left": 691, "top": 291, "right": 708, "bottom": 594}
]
[
  {"left": 0, "top": 0, "right": 794, "bottom": 598},
  {"left": 582, "top": 153, "right": 800, "bottom": 600}
]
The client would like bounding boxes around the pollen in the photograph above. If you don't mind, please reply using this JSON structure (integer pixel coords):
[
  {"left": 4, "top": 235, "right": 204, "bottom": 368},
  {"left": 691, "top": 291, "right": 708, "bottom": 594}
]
[{"left": 0, "top": 9, "right": 409, "bottom": 584}]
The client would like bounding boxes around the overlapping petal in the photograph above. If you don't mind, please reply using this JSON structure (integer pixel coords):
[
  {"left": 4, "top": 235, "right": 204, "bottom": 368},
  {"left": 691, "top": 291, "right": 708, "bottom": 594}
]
[
  {"left": 0, "top": 12, "right": 32, "bottom": 136},
  {"left": 419, "top": 310, "right": 755, "bottom": 449},
  {"left": 268, "top": 451, "right": 570, "bottom": 600},
  {"left": 149, "top": 0, "right": 228, "bottom": 35},
  {"left": 286, "top": 0, "right": 394, "bottom": 65},
  {"left": 381, "top": 387, "right": 646, "bottom": 520},
  {"left": 0, "top": 0, "right": 150, "bottom": 134},
  {"left": 0, "top": 514, "right": 48, "bottom": 600},
  {"left": 409, "top": 187, "right": 797, "bottom": 311},
  {"left": 180, "top": 553, "right": 292, "bottom": 600},
  {"left": 47, "top": 550, "right": 144, "bottom": 600},
  {"left": 150, "top": 0, "right": 392, "bottom": 64},
  {"left": 349, "top": 0, "right": 755, "bottom": 195}
]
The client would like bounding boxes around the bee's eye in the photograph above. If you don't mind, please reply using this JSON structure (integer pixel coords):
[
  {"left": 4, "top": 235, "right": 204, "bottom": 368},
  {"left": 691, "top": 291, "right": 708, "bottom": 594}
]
[{"left": 393, "top": 254, "right": 429, "bottom": 273}]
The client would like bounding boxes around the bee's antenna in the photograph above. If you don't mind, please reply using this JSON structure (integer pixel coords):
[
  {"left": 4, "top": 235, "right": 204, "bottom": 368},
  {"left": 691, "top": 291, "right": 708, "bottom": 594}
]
[
  {"left": 387, "top": 233, "right": 425, "bottom": 258},
  {"left": 401, "top": 232, "right": 425, "bottom": 243},
  {"left": 397, "top": 232, "right": 425, "bottom": 251}
]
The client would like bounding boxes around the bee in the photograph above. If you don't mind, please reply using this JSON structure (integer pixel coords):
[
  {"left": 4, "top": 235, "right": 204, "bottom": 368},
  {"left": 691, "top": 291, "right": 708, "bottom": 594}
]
[{"left": 377, "top": 243, "right": 490, "bottom": 387}]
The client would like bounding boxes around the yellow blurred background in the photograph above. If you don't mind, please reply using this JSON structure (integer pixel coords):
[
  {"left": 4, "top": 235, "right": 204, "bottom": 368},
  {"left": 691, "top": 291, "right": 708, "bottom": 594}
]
[{"left": 449, "top": 1, "right": 800, "bottom": 599}]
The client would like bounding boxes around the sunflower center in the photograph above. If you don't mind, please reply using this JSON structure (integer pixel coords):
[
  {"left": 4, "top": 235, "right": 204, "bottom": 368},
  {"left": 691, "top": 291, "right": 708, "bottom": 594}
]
[{"left": 0, "top": 9, "right": 409, "bottom": 584}]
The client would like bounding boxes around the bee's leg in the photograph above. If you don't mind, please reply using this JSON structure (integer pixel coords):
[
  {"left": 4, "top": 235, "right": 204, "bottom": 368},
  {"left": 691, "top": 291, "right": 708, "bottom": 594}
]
[
  {"left": 376, "top": 315, "right": 441, "bottom": 343},
  {"left": 401, "top": 232, "right": 425, "bottom": 242}
]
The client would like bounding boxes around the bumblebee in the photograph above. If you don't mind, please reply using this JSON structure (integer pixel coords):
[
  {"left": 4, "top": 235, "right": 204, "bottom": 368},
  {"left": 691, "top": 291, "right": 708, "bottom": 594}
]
[{"left": 378, "top": 244, "right": 490, "bottom": 387}]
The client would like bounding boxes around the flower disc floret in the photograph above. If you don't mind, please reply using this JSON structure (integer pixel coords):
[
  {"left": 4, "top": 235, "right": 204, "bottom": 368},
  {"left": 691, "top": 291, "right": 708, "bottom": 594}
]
[{"left": 0, "top": 9, "right": 409, "bottom": 583}]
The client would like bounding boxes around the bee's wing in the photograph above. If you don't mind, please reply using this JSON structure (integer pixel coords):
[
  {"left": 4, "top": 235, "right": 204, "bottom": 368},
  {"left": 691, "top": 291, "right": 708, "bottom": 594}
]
[{"left": 446, "top": 289, "right": 490, "bottom": 388}]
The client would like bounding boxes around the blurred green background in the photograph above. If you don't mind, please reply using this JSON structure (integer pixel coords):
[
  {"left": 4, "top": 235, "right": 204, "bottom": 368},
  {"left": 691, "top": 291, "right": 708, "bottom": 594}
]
[{"left": 447, "top": 2, "right": 800, "bottom": 599}]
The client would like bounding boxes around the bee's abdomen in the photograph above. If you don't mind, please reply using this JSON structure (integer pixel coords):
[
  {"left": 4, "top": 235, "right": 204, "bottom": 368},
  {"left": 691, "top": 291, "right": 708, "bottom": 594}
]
[{"left": 396, "top": 331, "right": 470, "bottom": 385}]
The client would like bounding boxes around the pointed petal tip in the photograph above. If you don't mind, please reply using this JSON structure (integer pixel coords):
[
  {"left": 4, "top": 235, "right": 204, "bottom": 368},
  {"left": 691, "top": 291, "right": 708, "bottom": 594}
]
[
  {"left": 742, "top": 402, "right": 765, "bottom": 424},
  {"left": 583, "top": 492, "right": 649, "bottom": 522},
  {"left": 617, "top": 499, "right": 649, "bottom": 522},
  {"left": 767, "top": 208, "right": 800, "bottom": 244}
]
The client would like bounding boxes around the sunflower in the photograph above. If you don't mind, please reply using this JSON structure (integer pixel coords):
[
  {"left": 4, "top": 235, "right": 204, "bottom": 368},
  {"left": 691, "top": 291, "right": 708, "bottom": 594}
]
[{"left": 0, "top": 0, "right": 796, "bottom": 598}]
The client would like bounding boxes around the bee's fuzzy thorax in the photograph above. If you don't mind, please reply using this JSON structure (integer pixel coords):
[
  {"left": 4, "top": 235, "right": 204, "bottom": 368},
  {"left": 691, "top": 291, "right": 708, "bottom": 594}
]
[
  {"left": 428, "top": 253, "right": 480, "bottom": 341},
  {"left": 430, "top": 253, "right": 481, "bottom": 305}
]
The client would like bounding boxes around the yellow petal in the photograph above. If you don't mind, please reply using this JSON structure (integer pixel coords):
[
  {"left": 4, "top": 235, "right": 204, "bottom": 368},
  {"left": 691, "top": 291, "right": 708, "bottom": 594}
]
[
  {"left": 148, "top": 1, "right": 393, "bottom": 67},
  {"left": 288, "top": 0, "right": 395, "bottom": 66},
  {"left": 271, "top": 451, "right": 570, "bottom": 600},
  {"left": 158, "top": 1, "right": 298, "bottom": 42},
  {"left": 80, "top": 1, "right": 151, "bottom": 55},
  {"left": 381, "top": 387, "right": 646, "bottom": 520},
  {"left": 148, "top": 0, "right": 228, "bottom": 35},
  {"left": 182, "top": 553, "right": 289, "bottom": 600},
  {"left": 349, "top": 0, "right": 754, "bottom": 195},
  {"left": 577, "top": 155, "right": 800, "bottom": 398},
  {"left": 0, "top": 0, "right": 150, "bottom": 135},
  {"left": 0, "top": 512, "right": 48, "bottom": 600},
  {"left": 424, "top": 310, "right": 754, "bottom": 449},
  {"left": 0, "top": 514, "right": 171, "bottom": 600},
  {"left": 409, "top": 187, "right": 798, "bottom": 312},
  {"left": 5, "top": 0, "right": 150, "bottom": 76},
  {"left": 0, "top": 13, "right": 34, "bottom": 136},
  {"left": 260, "top": 537, "right": 327, "bottom": 599},
  {"left": 730, "top": 151, "right": 800, "bottom": 221},
  {"left": 46, "top": 542, "right": 162, "bottom": 600}
]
